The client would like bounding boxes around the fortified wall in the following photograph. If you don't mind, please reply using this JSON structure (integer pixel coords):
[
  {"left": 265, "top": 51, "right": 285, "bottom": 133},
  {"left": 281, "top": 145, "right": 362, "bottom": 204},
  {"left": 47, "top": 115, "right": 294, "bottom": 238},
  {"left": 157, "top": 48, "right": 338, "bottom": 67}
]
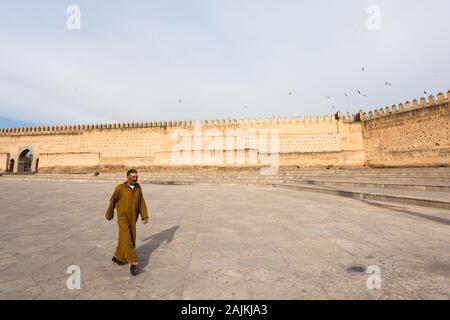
[
  {"left": 0, "top": 91, "right": 449, "bottom": 173},
  {"left": 360, "top": 92, "right": 450, "bottom": 167}
]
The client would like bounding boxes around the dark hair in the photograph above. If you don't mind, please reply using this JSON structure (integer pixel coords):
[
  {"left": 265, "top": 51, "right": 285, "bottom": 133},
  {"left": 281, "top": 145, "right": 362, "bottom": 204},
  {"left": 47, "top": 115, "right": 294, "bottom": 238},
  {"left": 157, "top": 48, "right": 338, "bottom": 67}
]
[{"left": 127, "top": 168, "right": 138, "bottom": 176}]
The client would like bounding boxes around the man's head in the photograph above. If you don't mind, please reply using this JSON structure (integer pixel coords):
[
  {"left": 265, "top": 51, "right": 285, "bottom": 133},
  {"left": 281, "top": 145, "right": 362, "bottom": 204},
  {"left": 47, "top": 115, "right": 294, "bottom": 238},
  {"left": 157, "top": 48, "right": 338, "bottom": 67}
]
[{"left": 127, "top": 168, "right": 138, "bottom": 185}]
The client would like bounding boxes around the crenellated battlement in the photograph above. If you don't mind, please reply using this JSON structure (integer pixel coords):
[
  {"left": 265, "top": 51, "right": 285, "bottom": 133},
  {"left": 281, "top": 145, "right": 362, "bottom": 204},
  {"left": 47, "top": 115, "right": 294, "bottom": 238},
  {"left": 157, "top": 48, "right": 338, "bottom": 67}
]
[
  {"left": 0, "top": 90, "right": 448, "bottom": 136},
  {"left": 359, "top": 90, "right": 450, "bottom": 121},
  {"left": 0, "top": 114, "right": 344, "bottom": 136}
]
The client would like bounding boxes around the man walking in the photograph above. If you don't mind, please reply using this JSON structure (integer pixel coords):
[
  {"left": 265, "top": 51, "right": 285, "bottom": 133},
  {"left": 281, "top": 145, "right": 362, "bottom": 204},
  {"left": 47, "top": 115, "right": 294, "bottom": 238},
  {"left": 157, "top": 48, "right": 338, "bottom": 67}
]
[{"left": 105, "top": 169, "right": 149, "bottom": 275}]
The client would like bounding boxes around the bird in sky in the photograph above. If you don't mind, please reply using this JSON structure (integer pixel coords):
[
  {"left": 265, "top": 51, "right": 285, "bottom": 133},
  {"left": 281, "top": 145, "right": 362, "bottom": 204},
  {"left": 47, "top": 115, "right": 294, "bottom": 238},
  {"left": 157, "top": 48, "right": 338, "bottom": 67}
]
[{"left": 385, "top": 81, "right": 392, "bottom": 87}]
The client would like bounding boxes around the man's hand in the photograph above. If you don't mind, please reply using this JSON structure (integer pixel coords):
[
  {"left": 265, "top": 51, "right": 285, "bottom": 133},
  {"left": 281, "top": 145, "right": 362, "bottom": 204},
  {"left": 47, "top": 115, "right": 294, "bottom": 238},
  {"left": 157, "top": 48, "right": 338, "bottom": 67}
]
[{"left": 143, "top": 217, "right": 148, "bottom": 224}]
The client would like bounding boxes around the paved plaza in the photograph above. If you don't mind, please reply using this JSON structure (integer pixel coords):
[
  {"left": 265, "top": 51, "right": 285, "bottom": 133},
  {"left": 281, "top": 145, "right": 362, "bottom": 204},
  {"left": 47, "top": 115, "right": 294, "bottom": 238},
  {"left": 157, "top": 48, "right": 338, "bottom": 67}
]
[{"left": 0, "top": 179, "right": 449, "bottom": 299}]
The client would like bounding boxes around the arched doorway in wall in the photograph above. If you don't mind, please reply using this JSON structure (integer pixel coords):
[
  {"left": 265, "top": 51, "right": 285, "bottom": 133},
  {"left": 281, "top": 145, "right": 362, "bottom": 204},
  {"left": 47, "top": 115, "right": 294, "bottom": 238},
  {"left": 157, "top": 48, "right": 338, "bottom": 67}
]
[
  {"left": 18, "top": 149, "right": 33, "bottom": 172},
  {"left": 9, "top": 159, "right": 15, "bottom": 172}
]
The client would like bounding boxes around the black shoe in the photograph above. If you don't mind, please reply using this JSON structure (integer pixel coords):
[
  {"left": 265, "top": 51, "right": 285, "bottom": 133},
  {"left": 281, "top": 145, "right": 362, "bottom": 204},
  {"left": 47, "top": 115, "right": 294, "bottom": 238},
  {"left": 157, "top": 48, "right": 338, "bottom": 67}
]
[
  {"left": 112, "top": 256, "right": 126, "bottom": 266},
  {"left": 130, "top": 264, "right": 139, "bottom": 276}
]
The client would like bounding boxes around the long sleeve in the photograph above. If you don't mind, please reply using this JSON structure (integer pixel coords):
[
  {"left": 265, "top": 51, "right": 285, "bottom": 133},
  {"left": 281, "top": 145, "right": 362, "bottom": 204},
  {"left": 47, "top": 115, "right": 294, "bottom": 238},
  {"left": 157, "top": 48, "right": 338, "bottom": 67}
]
[
  {"left": 139, "top": 188, "right": 149, "bottom": 220},
  {"left": 105, "top": 187, "right": 119, "bottom": 220}
]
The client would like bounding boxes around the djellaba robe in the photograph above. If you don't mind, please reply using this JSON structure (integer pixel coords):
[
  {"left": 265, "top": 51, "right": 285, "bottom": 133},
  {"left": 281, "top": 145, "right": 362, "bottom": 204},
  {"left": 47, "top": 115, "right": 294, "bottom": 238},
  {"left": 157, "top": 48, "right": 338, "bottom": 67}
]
[{"left": 105, "top": 182, "right": 149, "bottom": 264}]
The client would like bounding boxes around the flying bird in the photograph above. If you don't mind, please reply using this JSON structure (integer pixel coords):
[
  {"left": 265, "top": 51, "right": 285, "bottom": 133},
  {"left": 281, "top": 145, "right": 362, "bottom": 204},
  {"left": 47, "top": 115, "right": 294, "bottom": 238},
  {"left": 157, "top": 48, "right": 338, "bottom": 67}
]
[
  {"left": 384, "top": 81, "right": 392, "bottom": 87},
  {"left": 327, "top": 96, "right": 330, "bottom": 99},
  {"left": 289, "top": 92, "right": 292, "bottom": 96},
  {"left": 362, "top": 67, "right": 365, "bottom": 72},
  {"left": 178, "top": 98, "right": 182, "bottom": 103},
  {"left": 424, "top": 91, "right": 427, "bottom": 95},
  {"left": 344, "top": 93, "right": 348, "bottom": 97},
  {"left": 358, "top": 90, "right": 361, "bottom": 94}
]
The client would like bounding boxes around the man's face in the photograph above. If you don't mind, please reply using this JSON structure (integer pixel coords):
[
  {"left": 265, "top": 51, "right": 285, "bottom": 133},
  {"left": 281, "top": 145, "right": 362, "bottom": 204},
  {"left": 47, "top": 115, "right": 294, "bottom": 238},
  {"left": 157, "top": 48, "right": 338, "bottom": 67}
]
[{"left": 127, "top": 172, "right": 138, "bottom": 185}]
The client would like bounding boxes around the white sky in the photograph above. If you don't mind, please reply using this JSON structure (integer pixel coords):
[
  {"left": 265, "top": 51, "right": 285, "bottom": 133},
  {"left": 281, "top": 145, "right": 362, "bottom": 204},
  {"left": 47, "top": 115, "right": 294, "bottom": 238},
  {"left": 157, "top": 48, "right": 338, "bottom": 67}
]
[{"left": 0, "top": 0, "right": 449, "bottom": 127}]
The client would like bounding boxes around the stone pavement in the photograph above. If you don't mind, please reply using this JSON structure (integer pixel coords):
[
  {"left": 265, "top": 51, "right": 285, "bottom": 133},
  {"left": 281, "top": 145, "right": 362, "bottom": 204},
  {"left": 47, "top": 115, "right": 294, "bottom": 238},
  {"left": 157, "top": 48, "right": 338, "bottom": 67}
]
[{"left": 0, "top": 180, "right": 449, "bottom": 299}]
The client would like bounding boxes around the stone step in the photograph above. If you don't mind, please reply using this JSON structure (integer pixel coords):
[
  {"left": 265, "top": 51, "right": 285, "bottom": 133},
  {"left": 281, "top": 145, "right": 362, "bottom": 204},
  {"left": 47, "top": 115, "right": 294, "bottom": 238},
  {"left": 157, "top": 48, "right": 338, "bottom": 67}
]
[
  {"left": 3, "top": 175, "right": 450, "bottom": 191},
  {"left": 295, "top": 179, "right": 450, "bottom": 192},
  {"left": 146, "top": 180, "right": 450, "bottom": 191},
  {"left": 274, "top": 183, "right": 450, "bottom": 210},
  {"left": 11, "top": 172, "right": 450, "bottom": 178},
  {"left": 32, "top": 167, "right": 450, "bottom": 175},
  {"left": 35, "top": 174, "right": 448, "bottom": 179},
  {"left": 144, "top": 175, "right": 449, "bottom": 181},
  {"left": 31, "top": 169, "right": 450, "bottom": 177},
  {"left": 136, "top": 175, "right": 450, "bottom": 182},
  {"left": 108, "top": 172, "right": 450, "bottom": 178},
  {"left": 3, "top": 174, "right": 449, "bottom": 210}
]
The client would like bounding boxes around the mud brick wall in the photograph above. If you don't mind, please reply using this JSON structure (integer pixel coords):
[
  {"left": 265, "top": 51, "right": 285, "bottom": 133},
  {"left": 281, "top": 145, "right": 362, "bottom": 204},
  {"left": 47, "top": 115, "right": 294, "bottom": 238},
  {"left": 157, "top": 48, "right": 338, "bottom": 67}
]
[
  {"left": 360, "top": 92, "right": 450, "bottom": 168},
  {"left": 0, "top": 91, "right": 448, "bottom": 173}
]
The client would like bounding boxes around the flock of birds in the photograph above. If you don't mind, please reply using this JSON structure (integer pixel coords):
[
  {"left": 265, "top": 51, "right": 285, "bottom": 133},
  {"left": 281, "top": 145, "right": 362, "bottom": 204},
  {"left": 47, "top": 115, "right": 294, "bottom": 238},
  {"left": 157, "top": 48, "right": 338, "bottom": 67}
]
[{"left": 175, "top": 67, "right": 431, "bottom": 115}]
